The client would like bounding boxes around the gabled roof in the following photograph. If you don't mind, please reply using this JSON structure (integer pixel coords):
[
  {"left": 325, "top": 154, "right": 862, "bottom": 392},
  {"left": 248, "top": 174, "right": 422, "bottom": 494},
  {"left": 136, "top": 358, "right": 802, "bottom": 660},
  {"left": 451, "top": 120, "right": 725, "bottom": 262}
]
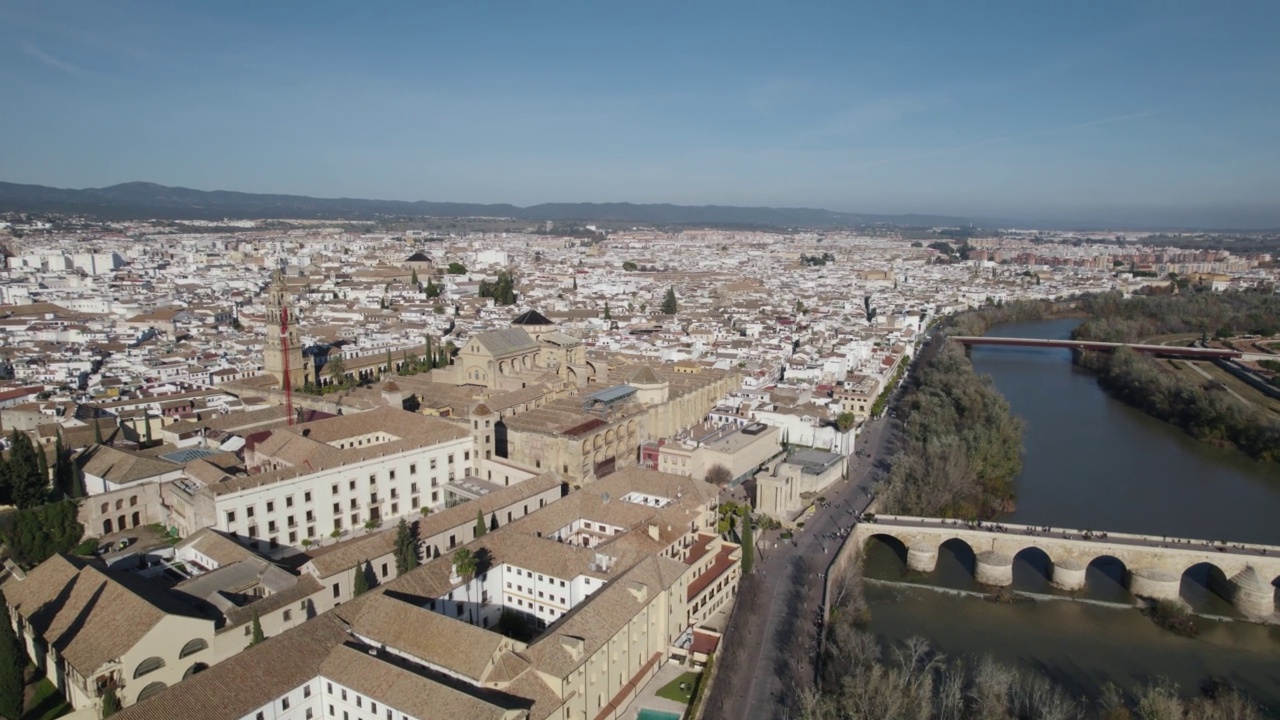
[{"left": 473, "top": 328, "right": 538, "bottom": 357}]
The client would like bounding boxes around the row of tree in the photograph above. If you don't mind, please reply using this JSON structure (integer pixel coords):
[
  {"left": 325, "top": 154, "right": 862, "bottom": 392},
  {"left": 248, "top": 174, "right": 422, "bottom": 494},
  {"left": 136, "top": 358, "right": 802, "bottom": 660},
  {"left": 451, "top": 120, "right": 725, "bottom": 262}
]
[
  {"left": 478, "top": 271, "right": 517, "bottom": 306},
  {"left": 1073, "top": 288, "right": 1280, "bottom": 342},
  {"left": 874, "top": 341, "right": 1024, "bottom": 519},
  {"left": 1082, "top": 348, "right": 1280, "bottom": 462}
]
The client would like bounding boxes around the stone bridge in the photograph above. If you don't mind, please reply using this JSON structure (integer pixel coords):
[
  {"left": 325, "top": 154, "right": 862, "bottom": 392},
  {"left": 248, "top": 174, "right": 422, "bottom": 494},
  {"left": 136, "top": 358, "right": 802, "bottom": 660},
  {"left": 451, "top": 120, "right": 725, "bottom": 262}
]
[{"left": 855, "top": 515, "right": 1280, "bottom": 619}]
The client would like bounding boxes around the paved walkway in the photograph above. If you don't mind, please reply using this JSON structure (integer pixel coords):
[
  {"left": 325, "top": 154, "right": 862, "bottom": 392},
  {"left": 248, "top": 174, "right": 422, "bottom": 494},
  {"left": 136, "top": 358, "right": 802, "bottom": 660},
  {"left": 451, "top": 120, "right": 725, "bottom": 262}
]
[{"left": 623, "top": 662, "right": 694, "bottom": 719}]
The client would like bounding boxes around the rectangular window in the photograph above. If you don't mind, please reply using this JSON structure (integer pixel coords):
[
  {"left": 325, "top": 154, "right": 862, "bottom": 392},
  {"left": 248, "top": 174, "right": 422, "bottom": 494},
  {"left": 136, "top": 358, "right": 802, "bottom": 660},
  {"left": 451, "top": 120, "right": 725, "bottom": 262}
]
[
  {"left": 288, "top": 530, "right": 297, "bottom": 543},
  {"left": 266, "top": 501, "right": 274, "bottom": 513},
  {"left": 351, "top": 512, "right": 359, "bottom": 526},
  {"left": 305, "top": 491, "right": 312, "bottom": 503},
  {"left": 381, "top": 563, "right": 388, "bottom": 577},
  {"left": 447, "top": 454, "right": 454, "bottom": 465},
  {"left": 306, "top": 510, "right": 314, "bottom": 522},
  {"left": 391, "top": 502, "right": 398, "bottom": 515},
  {"left": 369, "top": 474, "right": 376, "bottom": 485},
  {"left": 246, "top": 506, "right": 255, "bottom": 518},
  {"left": 349, "top": 480, "right": 356, "bottom": 491},
  {"left": 304, "top": 684, "right": 311, "bottom": 698},
  {"left": 334, "top": 584, "right": 341, "bottom": 598},
  {"left": 409, "top": 464, "right": 417, "bottom": 475},
  {"left": 464, "top": 450, "right": 470, "bottom": 461},
  {"left": 286, "top": 496, "right": 294, "bottom": 508},
  {"left": 432, "top": 491, "right": 439, "bottom": 503},
  {"left": 225, "top": 510, "right": 236, "bottom": 524},
  {"left": 389, "top": 469, "right": 396, "bottom": 480},
  {"left": 349, "top": 498, "right": 358, "bottom": 510},
  {"left": 333, "top": 502, "right": 340, "bottom": 514},
  {"left": 268, "top": 521, "right": 277, "bottom": 533},
  {"left": 248, "top": 525, "right": 258, "bottom": 538},
  {"left": 282, "top": 697, "right": 290, "bottom": 710},
  {"left": 331, "top": 483, "right": 339, "bottom": 495}
]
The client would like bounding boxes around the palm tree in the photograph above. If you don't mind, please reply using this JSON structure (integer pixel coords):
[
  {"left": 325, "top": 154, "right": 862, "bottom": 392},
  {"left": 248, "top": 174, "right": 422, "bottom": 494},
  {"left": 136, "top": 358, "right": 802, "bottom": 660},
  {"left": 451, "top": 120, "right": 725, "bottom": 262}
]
[
  {"left": 452, "top": 548, "right": 479, "bottom": 624},
  {"left": 326, "top": 356, "right": 346, "bottom": 387}
]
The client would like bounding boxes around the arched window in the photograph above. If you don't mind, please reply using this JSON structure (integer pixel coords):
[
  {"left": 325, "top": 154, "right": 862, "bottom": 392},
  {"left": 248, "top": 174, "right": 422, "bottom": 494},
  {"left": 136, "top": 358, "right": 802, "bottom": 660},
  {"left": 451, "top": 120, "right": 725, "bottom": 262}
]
[
  {"left": 115, "top": 499, "right": 124, "bottom": 511},
  {"left": 133, "top": 656, "right": 165, "bottom": 679},
  {"left": 136, "top": 681, "right": 167, "bottom": 702},
  {"left": 129, "top": 495, "right": 139, "bottom": 507},
  {"left": 100, "top": 502, "right": 109, "bottom": 514},
  {"left": 183, "top": 662, "right": 208, "bottom": 679},
  {"left": 178, "top": 639, "right": 208, "bottom": 658}
]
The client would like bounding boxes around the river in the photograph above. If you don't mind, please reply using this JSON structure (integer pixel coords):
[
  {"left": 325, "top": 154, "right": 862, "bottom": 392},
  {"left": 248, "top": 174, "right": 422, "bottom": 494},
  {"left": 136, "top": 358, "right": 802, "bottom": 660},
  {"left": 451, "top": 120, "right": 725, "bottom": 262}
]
[{"left": 862, "top": 317, "right": 1280, "bottom": 710}]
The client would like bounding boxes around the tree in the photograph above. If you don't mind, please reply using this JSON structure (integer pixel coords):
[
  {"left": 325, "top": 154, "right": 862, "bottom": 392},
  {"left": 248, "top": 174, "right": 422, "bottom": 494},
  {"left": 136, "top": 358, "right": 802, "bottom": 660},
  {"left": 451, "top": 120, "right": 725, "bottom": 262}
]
[
  {"left": 741, "top": 515, "right": 754, "bottom": 574},
  {"left": 572, "top": 276, "right": 577, "bottom": 291},
  {"left": 835, "top": 411, "right": 857, "bottom": 432},
  {"left": 661, "top": 287, "right": 678, "bottom": 315},
  {"left": 705, "top": 464, "right": 732, "bottom": 487},
  {"left": 446, "top": 262, "right": 467, "bottom": 275},
  {"left": 326, "top": 356, "right": 347, "bottom": 387},
  {"left": 452, "top": 548, "right": 479, "bottom": 624},
  {"left": 249, "top": 612, "right": 265, "bottom": 646},
  {"left": 410, "top": 268, "right": 419, "bottom": 286},
  {"left": 602, "top": 302, "right": 611, "bottom": 321},
  {"left": 394, "top": 518, "right": 419, "bottom": 574},
  {"left": 0, "top": 590, "right": 27, "bottom": 720},
  {"left": 622, "top": 261, "right": 638, "bottom": 271},
  {"left": 478, "top": 271, "right": 517, "bottom": 306},
  {"left": 100, "top": 688, "right": 121, "bottom": 718},
  {"left": 475, "top": 508, "right": 487, "bottom": 538},
  {"left": 353, "top": 560, "right": 370, "bottom": 596},
  {"left": 386, "top": 349, "right": 393, "bottom": 376},
  {"left": 8, "top": 430, "right": 46, "bottom": 510}
]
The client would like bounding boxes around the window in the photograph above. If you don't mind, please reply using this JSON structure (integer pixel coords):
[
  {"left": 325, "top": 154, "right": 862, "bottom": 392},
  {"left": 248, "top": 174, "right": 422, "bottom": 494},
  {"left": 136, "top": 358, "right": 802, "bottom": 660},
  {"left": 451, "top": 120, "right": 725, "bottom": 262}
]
[
  {"left": 464, "top": 450, "right": 470, "bottom": 461},
  {"left": 305, "top": 491, "right": 312, "bottom": 503},
  {"left": 349, "top": 480, "right": 356, "bottom": 491},
  {"left": 306, "top": 510, "right": 314, "bottom": 522},
  {"left": 266, "top": 501, "right": 275, "bottom": 513},
  {"left": 225, "top": 510, "right": 236, "bottom": 524},
  {"left": 306, "top": 710, "right": 313, "bottom": 720},
  {"left": 257, "top": 713, "right": 265, "bottom": 720},
  {"left": 303, "top": 683, "right": 311, "bottom": 698},
  {"left": 248, "top": 525, "right": 258, "bottom": 538},
  {"left": 333, "top": 584, "right": 341, "bottom": 598},
  {"left": 349, "top": 498, "right": 358, "bottom": 510},
  {"left": 389, "top": 469, "right": 396, "bottom": 480},
  {"left": 286, "top": 496, "right": 294, "bottom": 508},
  {"left": 351, "top": 512, "right": 359, "bottom": 526},
  {"left": 331, "top": 483, "right": 339, "bottom": 495},
  {"left": 133, "top": 656, "right": 165, "bottom": 679},
  {"left": 410, "top": 482, "right": 418, "bottom": 493},
  {"left": 409, "top": 464, "right": 417, "bottom": 475},
  {"left": 179, "top": 638, "right": 208, "bottom": 658},
  {"left": 282, "top": 697, "right": 291, "bottom": 710},
  {"left": 289, "top": 530, "right": 297, "bottom": 544},
  {"left": 430, "top": 458, "right": 438, "bottom": 470},
  {"left": 432, "top": 491, "right": 439, "bottom": 503},
  {"left": 448, "top": 454, "right": 455, "bottom": 465},
  {"left": 246, "top": 506, "right": 255, "bottom": 518},
  {"left": 333, "top": 502, "right": 341, "bottom": 514},
  {"left": 369, "top": 474, "right": 376, "bottom": 485},
  {"left": 268, "top": 521, "right": 277, "bottom": 533},
  {"left": 381, "top": 563, "right": 388, "bottom": 577},
  {"left": 391, "top": 503, "right": 398, "bottom": 515}
]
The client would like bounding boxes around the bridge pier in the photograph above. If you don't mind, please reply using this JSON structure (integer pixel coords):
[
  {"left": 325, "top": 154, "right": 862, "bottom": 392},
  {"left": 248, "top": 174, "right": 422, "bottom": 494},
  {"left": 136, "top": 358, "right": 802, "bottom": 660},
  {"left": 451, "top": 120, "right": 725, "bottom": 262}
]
[
  {"left": 975, "top": 551, "right": 1013, "bottom": 586},
  {"left": 906, "top": 544, "right": 938, "bottom": 573},
  {"left": 1050, "top": 559, "right": 1086, "bottom": 591},
  {"left": 1127, "top": 568, "right": 1181, "bottom": 601},
  {"left": 1228, "top": 566, "right": 1275, "bottom": 619}
]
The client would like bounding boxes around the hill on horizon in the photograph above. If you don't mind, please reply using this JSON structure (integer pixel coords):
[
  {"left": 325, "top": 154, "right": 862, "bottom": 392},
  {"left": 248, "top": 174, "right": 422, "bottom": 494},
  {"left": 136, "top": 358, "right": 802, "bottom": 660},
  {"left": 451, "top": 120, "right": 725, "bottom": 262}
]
[{"left": 0, "top": 180, "right": 979, "bottom": 228}]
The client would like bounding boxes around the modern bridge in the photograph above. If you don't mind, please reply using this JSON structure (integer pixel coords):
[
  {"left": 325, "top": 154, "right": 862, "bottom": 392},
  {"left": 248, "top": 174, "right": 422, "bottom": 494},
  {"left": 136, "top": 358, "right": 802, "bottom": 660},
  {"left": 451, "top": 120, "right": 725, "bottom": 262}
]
[
  {"left": 949, "top": 336, "right": 1242, "bottom": 360},
  {"left": 854, "top": 516, "right": 1280, "bottom": 619}
]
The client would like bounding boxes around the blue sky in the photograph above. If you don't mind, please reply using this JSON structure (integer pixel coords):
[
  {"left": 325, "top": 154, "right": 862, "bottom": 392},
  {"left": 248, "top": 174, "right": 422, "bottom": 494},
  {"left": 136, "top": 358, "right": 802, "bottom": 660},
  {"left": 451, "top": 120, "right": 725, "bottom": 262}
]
[{"left": 2, "top": 1, "right": 1278, "bottom": 227}]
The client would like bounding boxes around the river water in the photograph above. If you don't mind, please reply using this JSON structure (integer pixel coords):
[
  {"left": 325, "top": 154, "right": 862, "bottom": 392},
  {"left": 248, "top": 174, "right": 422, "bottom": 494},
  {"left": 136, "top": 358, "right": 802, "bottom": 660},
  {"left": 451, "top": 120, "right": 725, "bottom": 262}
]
[{"left": 862, "top": 318, "right": 1280, "bottom": 709}]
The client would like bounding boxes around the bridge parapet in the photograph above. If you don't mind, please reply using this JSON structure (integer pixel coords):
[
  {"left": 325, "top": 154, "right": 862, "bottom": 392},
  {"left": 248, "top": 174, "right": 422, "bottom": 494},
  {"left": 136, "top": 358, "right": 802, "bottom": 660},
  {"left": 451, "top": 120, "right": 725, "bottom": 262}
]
[{"left": 858, "top": 515, "right": 1280, "bottom": 619}]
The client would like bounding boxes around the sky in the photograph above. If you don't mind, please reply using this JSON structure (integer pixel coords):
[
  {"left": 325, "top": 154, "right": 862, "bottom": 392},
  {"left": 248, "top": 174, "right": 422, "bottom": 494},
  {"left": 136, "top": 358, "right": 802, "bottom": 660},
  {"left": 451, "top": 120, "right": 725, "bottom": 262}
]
[{"left": 2, "top": 1, "right": 1279, "bottom": 228}]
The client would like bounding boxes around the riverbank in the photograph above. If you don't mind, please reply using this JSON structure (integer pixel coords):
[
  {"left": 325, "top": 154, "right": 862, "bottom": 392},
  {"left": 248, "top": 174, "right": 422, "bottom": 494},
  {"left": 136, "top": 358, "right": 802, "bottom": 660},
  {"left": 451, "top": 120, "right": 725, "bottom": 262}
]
[{"left": 1069, "top": 290, "right": 1280, "bottom": 462}]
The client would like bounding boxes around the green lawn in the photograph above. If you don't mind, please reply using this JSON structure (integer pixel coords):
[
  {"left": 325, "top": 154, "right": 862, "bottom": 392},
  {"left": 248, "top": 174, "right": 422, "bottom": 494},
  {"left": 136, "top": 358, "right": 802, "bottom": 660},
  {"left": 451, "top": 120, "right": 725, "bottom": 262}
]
[
  {"left": 23, "top": 674, "right": 70, "bottom": 720},
  {"left": 655, "top": 671, "right": 700, "bottom": 704}
]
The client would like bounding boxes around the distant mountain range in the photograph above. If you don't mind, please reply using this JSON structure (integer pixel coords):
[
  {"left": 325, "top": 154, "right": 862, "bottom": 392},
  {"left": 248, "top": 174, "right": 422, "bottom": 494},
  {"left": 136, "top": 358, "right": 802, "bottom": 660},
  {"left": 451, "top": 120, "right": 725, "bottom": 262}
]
[{"left": 0, "top": 180, "right": 978, "bottom": 228}]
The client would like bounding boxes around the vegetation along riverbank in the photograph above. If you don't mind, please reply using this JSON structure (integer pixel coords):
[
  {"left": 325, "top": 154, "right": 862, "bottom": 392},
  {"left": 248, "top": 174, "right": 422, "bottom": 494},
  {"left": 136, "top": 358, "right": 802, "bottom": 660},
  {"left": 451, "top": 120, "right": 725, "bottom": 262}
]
[{"left": 1072, "top": 290, "right": 1280, "bottom": 462}]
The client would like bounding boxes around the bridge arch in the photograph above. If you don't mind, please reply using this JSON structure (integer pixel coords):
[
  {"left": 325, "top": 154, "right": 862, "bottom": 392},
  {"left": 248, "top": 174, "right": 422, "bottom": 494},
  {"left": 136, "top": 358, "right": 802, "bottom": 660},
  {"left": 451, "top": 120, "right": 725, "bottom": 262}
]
[
  {"left": 863, "top": 533, "right": 909, "bottom": 568},
  {"left": 1179, "top": 562, "right": 1232, "bottom": 610},
  {"left": 1085, "top": 555, "right": 1130, "bottom": 599},
  {"left": 1011, "top": 546, "right": 1053, "bottom": 589}
]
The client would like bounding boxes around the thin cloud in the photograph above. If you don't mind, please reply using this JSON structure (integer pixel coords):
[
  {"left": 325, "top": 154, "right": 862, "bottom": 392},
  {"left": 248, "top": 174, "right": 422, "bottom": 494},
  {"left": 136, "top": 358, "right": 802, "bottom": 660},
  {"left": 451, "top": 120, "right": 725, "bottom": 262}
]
[
  {"left": 851, "top": 109, "right": 1162, "bottom": 169},
  {"left": 20, "top": 41, "right": 85, "bottom": 77}
]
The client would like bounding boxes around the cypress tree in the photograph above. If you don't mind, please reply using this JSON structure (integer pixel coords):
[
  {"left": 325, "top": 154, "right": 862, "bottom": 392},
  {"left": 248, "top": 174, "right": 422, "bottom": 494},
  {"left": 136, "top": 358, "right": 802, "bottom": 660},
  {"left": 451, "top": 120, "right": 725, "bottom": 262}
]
[
  {"left": 394, "top": 518, "right": 419, "bottom": 574},
  {"left": 9, "top": 431, "right": 46, "bottom": 510},
  {"left": 661, "top": 287, "right": 678, "bottom": 314},
  {"left": 0, "top": 454, "right": 10, "bottom": 506},
  {"left": 474, "top": 509, "right": 487, "bottom": 538},
  {"left": 249, "top": 612, "right": 265, "bottom": 646},
  {"left": 53, "top": 435, "right": 68, "bottom": 499},
  {"left": 0, "top": 590, "right": 27, "bottom": 720},
  {"left": 602, "top": 302, "right": 611, "bottom": 320},
  {"left": 36, "top": 447, "right": 49, "bottom": 491},
  {"left": 353, "top": 561, "right": 370, "bottom": 596},
  {"left": 741, "top": 515, "right": 754, "bottom": 574}
]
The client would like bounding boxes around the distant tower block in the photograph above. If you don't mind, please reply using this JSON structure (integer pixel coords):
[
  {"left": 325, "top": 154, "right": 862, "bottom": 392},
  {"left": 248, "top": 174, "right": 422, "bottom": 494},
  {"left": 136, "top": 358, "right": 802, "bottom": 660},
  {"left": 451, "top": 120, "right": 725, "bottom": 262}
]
[{"left": 263, "top": 269, "right": 309, "bottom": 390}]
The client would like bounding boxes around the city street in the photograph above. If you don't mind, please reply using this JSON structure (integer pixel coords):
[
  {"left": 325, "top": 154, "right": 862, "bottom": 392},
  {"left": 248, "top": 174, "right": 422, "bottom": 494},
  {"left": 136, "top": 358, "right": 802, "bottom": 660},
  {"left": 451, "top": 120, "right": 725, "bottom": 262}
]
[{"left": 704, "top": 410, "right": 901, "bottom": 720}]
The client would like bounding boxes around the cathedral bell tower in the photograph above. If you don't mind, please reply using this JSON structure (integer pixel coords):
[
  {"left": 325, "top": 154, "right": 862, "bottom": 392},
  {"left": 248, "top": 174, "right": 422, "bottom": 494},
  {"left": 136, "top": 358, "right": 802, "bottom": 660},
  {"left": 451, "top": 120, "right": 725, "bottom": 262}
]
[{"left": 263, "top": 269, "right": 309, "bottom": 390}]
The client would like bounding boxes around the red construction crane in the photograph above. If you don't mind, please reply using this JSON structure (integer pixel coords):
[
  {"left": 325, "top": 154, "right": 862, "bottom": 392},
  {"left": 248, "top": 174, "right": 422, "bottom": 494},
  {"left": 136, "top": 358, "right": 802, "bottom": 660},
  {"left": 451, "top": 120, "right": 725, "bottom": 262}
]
[{"left": 281, "top": 306, "right": 294, "bottom": 425}]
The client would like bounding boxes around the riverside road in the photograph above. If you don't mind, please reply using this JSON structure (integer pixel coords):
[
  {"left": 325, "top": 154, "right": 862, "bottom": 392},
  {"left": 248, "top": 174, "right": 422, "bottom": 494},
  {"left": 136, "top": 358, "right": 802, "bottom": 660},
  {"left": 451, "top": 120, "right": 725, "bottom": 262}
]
[{"left": 705, "top": 409, "right": 899, "bottom": 720}]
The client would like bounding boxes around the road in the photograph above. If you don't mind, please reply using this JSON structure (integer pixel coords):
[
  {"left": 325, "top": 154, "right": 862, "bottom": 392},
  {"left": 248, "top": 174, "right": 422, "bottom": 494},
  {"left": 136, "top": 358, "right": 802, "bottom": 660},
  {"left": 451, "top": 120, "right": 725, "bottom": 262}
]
[{"left": 704, "top": 396, "right": 905, "bottom": 720}]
